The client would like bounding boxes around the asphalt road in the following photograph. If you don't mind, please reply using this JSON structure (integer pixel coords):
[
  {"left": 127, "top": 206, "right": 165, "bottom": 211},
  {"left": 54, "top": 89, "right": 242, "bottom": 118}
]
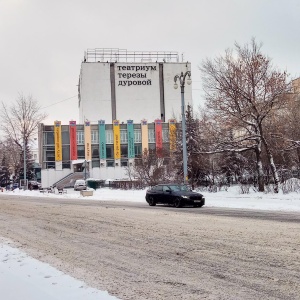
[
  {"left": 0, "top": 194, "right": 299, "bottom": 299},
  {"left": 2, "top": 193, "right": 299, "bottom": 223}
]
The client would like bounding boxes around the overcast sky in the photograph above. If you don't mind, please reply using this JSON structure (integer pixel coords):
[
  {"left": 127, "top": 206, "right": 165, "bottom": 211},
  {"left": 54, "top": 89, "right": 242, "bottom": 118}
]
[{"left": 1, "top": 0, "right": 299, "bottom": 124}]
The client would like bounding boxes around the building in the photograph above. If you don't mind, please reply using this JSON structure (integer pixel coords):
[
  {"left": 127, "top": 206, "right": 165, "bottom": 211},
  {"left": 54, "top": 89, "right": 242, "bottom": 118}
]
[
  {"left": 78, "top": 48, "right": 192, "bottom": 123},
  {"left": 39, "top": 119, "right": 178, "bottom": 187},
  {"left": 39, "top": 49, "right": 191, "bottom": 187}
]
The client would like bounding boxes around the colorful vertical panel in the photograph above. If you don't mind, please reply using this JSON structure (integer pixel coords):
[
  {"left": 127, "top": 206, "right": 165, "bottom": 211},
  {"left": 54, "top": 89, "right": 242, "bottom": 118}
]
[
  {"left": 155, "top": 119, "right": 163, "bottom": 157},
  {"left": 113, "top": 120, "right": 121, "bottom": 159},
  {"left": 141, "top": 119, "right": 148, "bottom": 155},
  {"left": 84, "top": 120, "right": 91, "bottom": 161},
  {"left": 69, "top": 120, "right": 77, "bottom": 160},
  {"left": 54, "top": 120, "right": 62, "bottom": 161},
  {"left": 169, "top": 119, "right": 177, "bottom": 152},
  {"left": 127, "top": 120, "right": 135, "bottom": 158},
  {"left": 98, "top": 120, "right": 106, "bottom": 159}
]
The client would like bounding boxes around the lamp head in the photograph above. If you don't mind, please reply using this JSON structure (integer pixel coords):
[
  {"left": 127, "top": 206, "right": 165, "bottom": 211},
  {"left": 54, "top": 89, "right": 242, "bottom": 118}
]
[
  {"left": 174, "top": 82, "right": 178, "bottom": 89},
  {"left": 186, "top": 76, "right": 192, "bottom": 85}
]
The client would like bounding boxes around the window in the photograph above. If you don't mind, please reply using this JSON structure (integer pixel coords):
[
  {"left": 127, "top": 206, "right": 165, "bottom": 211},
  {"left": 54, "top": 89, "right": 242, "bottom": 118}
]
[
  {"left": 44, "top": 132, "right": 54, "bottom": 145},
  {"left": 77, "top": 131, "right": 84, "bottom": 145},
  {"left": 121, "top": 159, "right": 128, "bottom": 167},
  {"left": 61, "top": 126, "right": 69, "bottom": 144},
  {"left": 134, "top": 144, "right": 142, "bottom": 157},
  {"left": 77, "top": 145, "right": 85, "bottom": 158},
  {"left": 106, "top": 145, "right": 114, "bottom": 159},
  {"left": 162, "top": 129, "right": 169, "bottom": 142},
  {"left": 134, "top": 129, "right": 141, "bottom": 143},
  {"left": 121, "top": 145, "right": 128, "bottom": 158},
  {"left": 120, "top": 129, "right": 127, "bottom": 143},
  {"left": 107, "top": 160, "right": 114, "bottom": 167},
  {"left": 92, "top": 160, "right": 100, "bottom": 168},
  {"left": 62, "top": 162, "right": 71, "bottom": 169},
  {"left": 92, "top": 145, "right": 99, "bottom": 158},
  {"left": 91, "top": 130, "right": 99, "bottom": 144},
  {"left": 106, "top": 130, "right": 113, "bottom": 144},
  {"left": 62, "top": 131, "right": 70, "bottom": 144},
  {"left": 62, "top": 145, "right": 70, "bottom": 160},
  {"left": 148, "top": 129, "right": 155, "bottom": 143},
  {"left": 163, "top": 186, "right": 170, "bottom": 192},
  {"left": 153, "top": 185, "right": 162, "bottom": 191}
]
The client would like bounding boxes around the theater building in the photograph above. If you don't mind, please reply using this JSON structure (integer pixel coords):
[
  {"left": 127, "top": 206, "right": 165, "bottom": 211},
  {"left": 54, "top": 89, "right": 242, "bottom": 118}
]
[{"left": 39, "top": 49, "right": 191, "bottom": 187}]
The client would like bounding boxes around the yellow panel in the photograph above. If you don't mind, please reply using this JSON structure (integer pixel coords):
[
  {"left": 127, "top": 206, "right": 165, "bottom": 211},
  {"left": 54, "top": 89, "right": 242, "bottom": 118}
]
[
  {"left": 141, "top": 120, "right": 148, "bottom": 155},
  {"left": 113, "top": 120, "right": 121, "bottom": 159},
  {"left": 84, "top": 121, "right": 92, "bottom": 161},
  {"left": 54, "top": 121, "right": 62, "bottom": 161},
  {"left": 169, "top": 119, "right": 177, "bottom": 152}
]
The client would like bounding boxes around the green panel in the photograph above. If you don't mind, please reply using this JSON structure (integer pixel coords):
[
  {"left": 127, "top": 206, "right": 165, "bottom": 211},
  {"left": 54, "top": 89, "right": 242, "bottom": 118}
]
[
  {"left": 98, "top": 120, "right": 106, "bottom": 159},
  {"left": 127, "top": 120, "right": 135, "bottom": 158}
]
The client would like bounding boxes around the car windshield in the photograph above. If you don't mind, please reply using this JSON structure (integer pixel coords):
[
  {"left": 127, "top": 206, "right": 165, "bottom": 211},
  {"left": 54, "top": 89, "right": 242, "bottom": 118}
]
[
  {"left": 76, "top": 180, "right": 85, "bottom": 184},
  {"left": 168, "top": 185, "right": 191, "bottom": 192}
]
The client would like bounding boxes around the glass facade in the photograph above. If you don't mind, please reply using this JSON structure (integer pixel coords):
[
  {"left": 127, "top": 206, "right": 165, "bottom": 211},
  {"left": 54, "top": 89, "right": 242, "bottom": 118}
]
[{"left": 41, "top": 122, "right": 175, "bottom": 169}]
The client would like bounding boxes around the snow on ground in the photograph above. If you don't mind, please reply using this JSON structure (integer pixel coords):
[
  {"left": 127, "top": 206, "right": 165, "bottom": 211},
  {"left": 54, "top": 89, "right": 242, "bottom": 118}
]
[
  {"left": 0, "top": 237, "right": 119, "bottom": 300},
  {"left": 1, "top": 185, "right": 300, "bottom": 299}
]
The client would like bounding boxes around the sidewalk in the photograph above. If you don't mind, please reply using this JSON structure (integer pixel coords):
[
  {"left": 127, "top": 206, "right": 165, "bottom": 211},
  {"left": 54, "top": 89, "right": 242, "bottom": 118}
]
[{"left": 0, "top": 239, "right": 119, "bottom": 300}]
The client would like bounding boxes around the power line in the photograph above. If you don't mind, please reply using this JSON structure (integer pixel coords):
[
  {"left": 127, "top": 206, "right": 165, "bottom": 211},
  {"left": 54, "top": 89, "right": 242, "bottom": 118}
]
[{"left": 41, "top": 95, "right": 77, "bottom": 109}]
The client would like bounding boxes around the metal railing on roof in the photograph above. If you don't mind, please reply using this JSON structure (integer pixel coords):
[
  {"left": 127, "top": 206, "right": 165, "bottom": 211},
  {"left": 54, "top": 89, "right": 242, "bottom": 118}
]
[{"left": 84, "top": 48, "right": 179, "bottom": 63}]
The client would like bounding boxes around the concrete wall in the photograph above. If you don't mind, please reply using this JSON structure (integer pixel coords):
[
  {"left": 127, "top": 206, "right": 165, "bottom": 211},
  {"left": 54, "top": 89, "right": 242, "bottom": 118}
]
[
  {"left": 79, "top": 63, "right": 112, "bottom": 123},
  {"left": 41, "top": 168, "right": 71, "bottom": 188},
  {"left": 90, "top": 166, "right": 127, "bottom": 180},
  {"left": 163, "top": 63, "right": 192, "bottom": 121},
  {"left": 114, "top": 63, "right": 161, "bottom": 123},
  {"left": 79, "top": 61, "right": 192, "bottom": 124},
  {"left": 42, "top": 167, "right": 129, "bottom": 187}
]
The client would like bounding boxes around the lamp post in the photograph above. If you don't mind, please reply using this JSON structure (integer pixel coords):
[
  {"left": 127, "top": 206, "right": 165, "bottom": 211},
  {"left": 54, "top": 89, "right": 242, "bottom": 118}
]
[
  {"left": 23, "top": 132, "right": 27, "bottom": 190},
  {"left": 174, "top": 71, "right": 192, "bottom": 185}
]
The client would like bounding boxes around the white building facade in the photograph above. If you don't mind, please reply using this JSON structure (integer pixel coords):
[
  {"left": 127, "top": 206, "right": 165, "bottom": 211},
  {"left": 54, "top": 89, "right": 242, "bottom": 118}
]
[{"left": 78, "top": 49, "right": 192, "bottom": 123}]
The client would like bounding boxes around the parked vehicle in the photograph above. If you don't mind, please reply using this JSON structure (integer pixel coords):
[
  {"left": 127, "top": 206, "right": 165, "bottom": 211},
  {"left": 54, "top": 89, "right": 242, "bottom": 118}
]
[
  {"left": 145, "top": 184, "right": 205, "bottom": 208},
  {"left": 74, "top": 179, "right": 87, "bottom": 191},
  {"left": 28, "top": 181, "right": 42, "bottom": 190}
]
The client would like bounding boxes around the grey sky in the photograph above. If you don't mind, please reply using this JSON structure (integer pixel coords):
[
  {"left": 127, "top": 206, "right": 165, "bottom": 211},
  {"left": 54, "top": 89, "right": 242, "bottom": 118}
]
[{"left": 1, "top": 0, "right": 299, "bottom": 124}]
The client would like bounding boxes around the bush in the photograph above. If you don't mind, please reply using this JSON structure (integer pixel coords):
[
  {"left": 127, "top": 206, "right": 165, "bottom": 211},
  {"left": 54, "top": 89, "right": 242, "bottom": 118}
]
[{"left": 281, "top": 178, "right": 300, "bottom": 194}]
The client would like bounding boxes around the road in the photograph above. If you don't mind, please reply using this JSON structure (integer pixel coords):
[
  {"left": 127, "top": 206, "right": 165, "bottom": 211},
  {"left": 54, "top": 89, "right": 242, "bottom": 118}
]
[{"left": 0, "top": 194, "right": 299, "bottom": 299}]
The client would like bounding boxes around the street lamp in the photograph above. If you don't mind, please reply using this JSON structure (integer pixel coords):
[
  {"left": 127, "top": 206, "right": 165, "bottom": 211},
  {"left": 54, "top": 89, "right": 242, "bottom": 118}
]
[
  {"left": 174, "top": 71, "right": 192, "bottom": 185},
  {"left": 23, "top": 132, "right": 27, "bottom": 190}
]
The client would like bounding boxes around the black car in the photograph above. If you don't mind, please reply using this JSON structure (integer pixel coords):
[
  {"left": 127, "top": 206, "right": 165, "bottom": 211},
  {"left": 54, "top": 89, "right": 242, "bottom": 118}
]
[{"left": 145, "top": 184, "right": 205, "bottom": 208}]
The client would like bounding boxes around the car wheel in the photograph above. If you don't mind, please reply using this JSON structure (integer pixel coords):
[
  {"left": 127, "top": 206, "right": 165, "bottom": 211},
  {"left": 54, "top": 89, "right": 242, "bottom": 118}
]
[
  {"left": 148, "top": 196, "right": 156, "bottom": 206},
  {"left": 174, "top": 197, "right": 182, "bottom": 208},
  {"left": 198, "top": 202, "right": 204, "bottom": 208}
]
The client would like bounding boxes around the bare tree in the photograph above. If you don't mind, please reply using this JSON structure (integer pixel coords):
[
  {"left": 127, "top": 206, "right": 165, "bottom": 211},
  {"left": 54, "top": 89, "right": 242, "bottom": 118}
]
[
  {"left": 0, "top": 94, "right": 47, "bottom": 178},
  {"left": 201, "top": 39, "right": 289, "bottom": 192},
  {"left": 128, "top": 149, "right": 178, "bottom": 187}
]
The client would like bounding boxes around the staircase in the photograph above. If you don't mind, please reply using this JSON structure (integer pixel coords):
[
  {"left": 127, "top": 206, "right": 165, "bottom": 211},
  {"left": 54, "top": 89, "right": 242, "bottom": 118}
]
[{"left": 53, "top": 172, "right": 85, "bottom": 188}]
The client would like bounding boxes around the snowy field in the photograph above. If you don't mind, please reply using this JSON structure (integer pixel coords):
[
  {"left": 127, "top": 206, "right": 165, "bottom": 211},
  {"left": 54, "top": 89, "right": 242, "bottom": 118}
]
[{"left": 1, "top": 185, "right": 300, "bottom": 299}]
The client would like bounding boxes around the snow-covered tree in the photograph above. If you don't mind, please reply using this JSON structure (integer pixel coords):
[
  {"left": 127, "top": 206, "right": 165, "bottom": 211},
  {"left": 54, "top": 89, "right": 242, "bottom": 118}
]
[{"left": 201, "top": 39, "right": 290, "bottom": 192}]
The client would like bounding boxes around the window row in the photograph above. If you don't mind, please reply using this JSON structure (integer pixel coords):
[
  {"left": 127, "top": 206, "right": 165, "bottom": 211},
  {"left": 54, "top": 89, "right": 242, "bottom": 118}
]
[{"left": 44, "top": 128, "right": 171, "bottom": 145}]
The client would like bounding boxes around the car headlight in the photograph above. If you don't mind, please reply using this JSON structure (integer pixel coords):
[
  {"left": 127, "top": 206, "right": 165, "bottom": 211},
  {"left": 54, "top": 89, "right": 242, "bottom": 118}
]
[{"left": 182, "top": 195, "right": 189, "bottom": 199}]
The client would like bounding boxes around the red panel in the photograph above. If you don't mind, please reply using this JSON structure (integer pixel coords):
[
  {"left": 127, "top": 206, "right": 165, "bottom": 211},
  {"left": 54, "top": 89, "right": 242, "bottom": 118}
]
[
  {"left": 155, "top": 119, "right": 163, "bottom": 157},
  {"left": 69, "top": 121, "right": 77, "bottom": 160}
]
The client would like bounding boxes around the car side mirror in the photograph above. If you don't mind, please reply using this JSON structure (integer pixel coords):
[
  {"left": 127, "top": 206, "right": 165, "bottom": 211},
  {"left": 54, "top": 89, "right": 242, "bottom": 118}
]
[{"left": 166, "top": 189, "right": 171, "bottom": 193}]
